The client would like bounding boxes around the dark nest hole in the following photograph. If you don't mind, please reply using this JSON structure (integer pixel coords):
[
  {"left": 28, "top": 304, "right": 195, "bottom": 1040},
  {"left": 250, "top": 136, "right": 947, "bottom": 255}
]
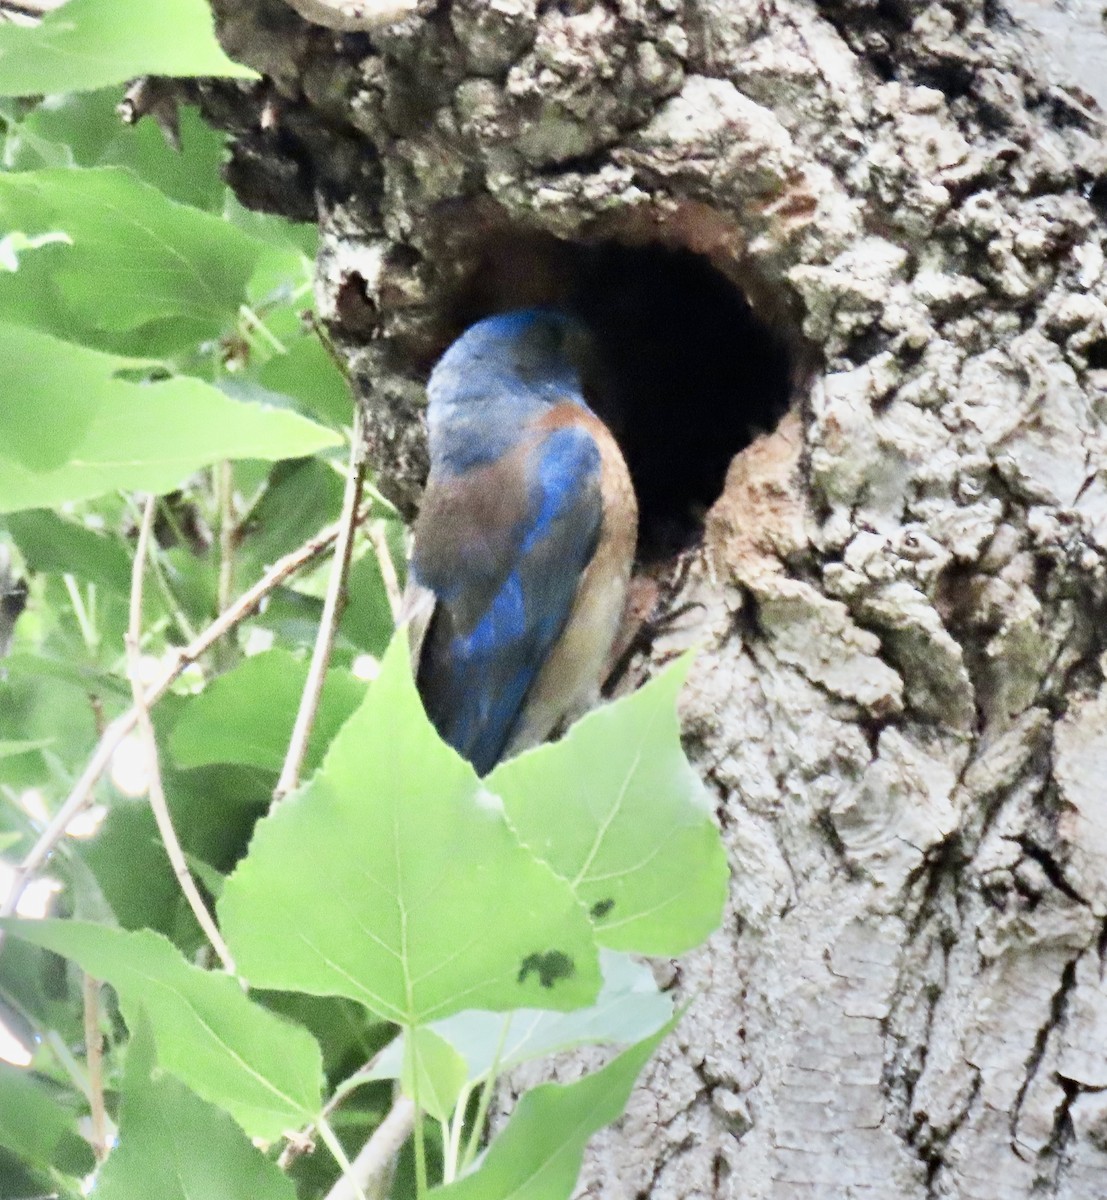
[{"left": 436, "top": 235, "right": 798, "bottom": 563}]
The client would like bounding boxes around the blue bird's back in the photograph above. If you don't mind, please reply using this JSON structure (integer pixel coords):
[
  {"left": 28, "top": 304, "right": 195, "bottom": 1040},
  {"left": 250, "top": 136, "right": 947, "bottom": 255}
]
[{"left": 403, "top": 309, "right": 637, "bottom": 775}]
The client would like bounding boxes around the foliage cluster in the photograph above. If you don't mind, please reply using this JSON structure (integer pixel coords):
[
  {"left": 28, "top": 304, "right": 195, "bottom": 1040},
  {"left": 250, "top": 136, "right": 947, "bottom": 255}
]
[{"left": 0, "top": 3, "right": 728, "bottom": 1198}]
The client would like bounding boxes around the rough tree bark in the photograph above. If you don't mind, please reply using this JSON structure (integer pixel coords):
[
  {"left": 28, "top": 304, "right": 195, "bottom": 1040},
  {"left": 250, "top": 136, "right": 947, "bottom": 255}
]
[{"left": 195, "top": 1, "right": 1107, "bottom": 1195}]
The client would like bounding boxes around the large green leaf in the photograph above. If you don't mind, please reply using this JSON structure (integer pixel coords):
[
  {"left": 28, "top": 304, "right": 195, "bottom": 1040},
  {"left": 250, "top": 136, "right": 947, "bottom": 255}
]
[
  {"left": 219, "top": 635, "right": 600, "bottom": 1026},
  {"left": 488, "top": 658, "right": 729, "bottom": 956},
  {"left": 0, "top": 324, "right": 342, "bottom": 513},
  {"left": 0, "top": 1063, "right": 91, "bottom": 1177},
  {"left": 372, "top": 951, "right": 673, "bottom": 1086},
  {"left": 4, "top": 508, "right": 132, "bottom": 594},
  {"left": 0, "top": 0, "right": 256, "bottom": 98},
  {"left": 431, "top": 1020, "right": 675, "bottom": 1200},
  {"left": 96, "top": 1015, "right": 296, "bottom": 1200},
  {"left": 169, "top": 650, "right": 367, "bottom": 774},
  {"left": 0, "top": 168, "right": 273, "bottom": 335},
  {"left": 0, "top": 920, "right": 325, "bottom": 1141},
  {"left": 6, "top": 91, "right": 228, "bottom": 211}
]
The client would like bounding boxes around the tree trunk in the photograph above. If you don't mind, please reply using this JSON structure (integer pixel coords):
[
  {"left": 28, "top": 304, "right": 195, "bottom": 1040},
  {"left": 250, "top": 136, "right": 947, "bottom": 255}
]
[{"left": 201, "top": 1, "right": 1107, "bottom": 1194}]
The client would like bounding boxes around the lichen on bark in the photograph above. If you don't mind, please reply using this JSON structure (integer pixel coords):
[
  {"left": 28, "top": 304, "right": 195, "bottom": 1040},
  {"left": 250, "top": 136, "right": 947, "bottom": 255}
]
[{"left": 201, "top": 0, "right": 1107, "bottom": 1194}]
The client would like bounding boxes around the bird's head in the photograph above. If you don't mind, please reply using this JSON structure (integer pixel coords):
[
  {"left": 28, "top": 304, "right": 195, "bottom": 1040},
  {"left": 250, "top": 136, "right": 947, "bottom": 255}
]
[{"left": 426, "top": 308, "right": 597, "bottom": 473}]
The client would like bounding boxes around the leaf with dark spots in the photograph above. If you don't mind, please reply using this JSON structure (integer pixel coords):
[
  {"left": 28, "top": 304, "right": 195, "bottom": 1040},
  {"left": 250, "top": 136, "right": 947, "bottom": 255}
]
[{"left": 518, "top": 951, "right": 575, "bottom": 990}]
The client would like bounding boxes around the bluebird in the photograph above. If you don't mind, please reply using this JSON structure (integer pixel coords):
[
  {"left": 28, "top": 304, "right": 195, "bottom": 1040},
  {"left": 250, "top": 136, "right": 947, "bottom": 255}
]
[{"left": 402, "top": 308, "right": 638, "bottom": 776}]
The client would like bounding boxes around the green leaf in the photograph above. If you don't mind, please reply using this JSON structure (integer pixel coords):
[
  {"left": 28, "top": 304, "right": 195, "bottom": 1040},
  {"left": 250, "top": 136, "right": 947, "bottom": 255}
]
[
  {"left": 219, "top": 635, "right": 600, "bottom": 1026},
  {"left": 0, "top": 324, "right": 342, "bottom": 513},
  {"left": 0, "top": 1148, "right": 60, "bottom": 1200},
  {"left": 236, "top": 458, "right": 343, "bottom": 583},
  {"left": 259, "top": 334, "right": 353, "bottom": 429},
  {"left": 0, "top": 737, "right": 54, "bottom": 761},
  {"left": 0, "top": 1062, "right": 91, "bottom": 1176},
  {"left": 96, "top": 1013, "right": 296, "bottom": 1200},
  {"left": 8, "top": 92, "right": 228, "bottom": 211},
  {"left": 431, "top": 1020, "right": 675, "bottom": 1200},
  {"left": 403, "top": 1027, "right": 468, "bottom": 1124},
  {"left": 169, "top": 650, "right": 367, "bottom": 774},
  {"left": 340, "top": 543, "right": 400, "bottom": 657},
  {"left": 2, "top": 650, "right": 130, "bottom": 699},
  {"left": 0, "top": 230, "right": 71, "bottom": 270},
  {"left": 0, "top": 168, "right": 273, "bottom": 336},
  {"left": 4, "top": 509, "right": 132, "bottom": 593},
  {"left": 0, "top": 655, "right": 102, "bottom": 787},
  {"left": 372, "top": 951, "right": 672, "bottom": 1087},
  {"left": 488, "top": 657, "right": 728, "bottom": 956},
  {"left": 0, "top": 919, "right": 325, "bottom": 1141},
  {"left": 0, "top": 0, "right": 257, "bottom": 98}
]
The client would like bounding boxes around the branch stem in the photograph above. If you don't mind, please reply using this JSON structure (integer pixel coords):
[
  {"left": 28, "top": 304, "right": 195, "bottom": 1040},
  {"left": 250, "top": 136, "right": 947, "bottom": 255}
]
[
  {"left": 0, "top": 503, "right": 367, "bottom": 935},
  {"left": 274, "top": 408, "right": 366, "bottom": 802},
  {"left": 126, "top": 496, "right": 235, "bottom": 974},
  {"left": 82, "top": 974, "right": 108, "bottom": 1161},
  {"left": 323, "top": 1097, "right": 415, "bottom": 1200}
]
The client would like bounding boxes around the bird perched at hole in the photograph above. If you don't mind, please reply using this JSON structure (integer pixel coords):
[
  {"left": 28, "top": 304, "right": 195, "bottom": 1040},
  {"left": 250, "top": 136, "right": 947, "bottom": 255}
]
[{"left": 401, "top": 308, "right": 638, "bottom": 777}]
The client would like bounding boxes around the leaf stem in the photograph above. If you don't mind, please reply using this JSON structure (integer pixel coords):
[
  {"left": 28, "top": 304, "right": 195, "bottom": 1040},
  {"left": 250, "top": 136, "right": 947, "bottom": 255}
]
[
  {"left": 321, "top": 1097, "right": 415, "bottom": 1200},
  {"left": 317, "top": 1115, "right": 369, "bottom": 1200},
  {"left": 62, "top": 575, "right": 98, "bottom": 655},
  {"left": 461, "top": 1015, "right": 511, "bottom": 1172},
  {"left": 442, "top": 1081, "right": 474, "bottom": 1184}
]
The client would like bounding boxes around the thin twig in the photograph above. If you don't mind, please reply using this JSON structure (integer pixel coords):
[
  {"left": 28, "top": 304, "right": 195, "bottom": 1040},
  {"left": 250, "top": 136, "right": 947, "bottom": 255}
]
[
  {"left": 324, "top": 1097, "right": 416, "bottom": 1200},
  {"left": 366, "top": 521, "right": 402, "bottom": 621},
  {"left": 45, "top": 1032, "right": 91, "bottom": 1103},
  {"left": 0, "top": 506, "right": 369, "bottom": 934},
  {"left": 274, "top": 410, "right": 367, "bottom": 802},
  {"left": 239, "top": 304, "right": 289, "bottom": 355},
  {"left": 126, "top": 496, "right": 236, "bottom": 974},
  {"left": 279, "top": 1054, "right": 384, "bottom": 1170},
  {"left": 123, "top": 494, "right": 200, "bottom": 644},
  {"left": 82, "top": 974, "right": 108, "bottom": 1161},
  {"left": 215, "top": 460, "right": 237, "bottom": 671}
]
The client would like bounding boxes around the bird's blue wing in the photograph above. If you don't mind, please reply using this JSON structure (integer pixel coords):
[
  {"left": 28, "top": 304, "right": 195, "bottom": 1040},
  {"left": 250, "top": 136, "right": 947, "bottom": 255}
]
[{"left": 410, "top": 424, "right": 603, "bottom": 775}]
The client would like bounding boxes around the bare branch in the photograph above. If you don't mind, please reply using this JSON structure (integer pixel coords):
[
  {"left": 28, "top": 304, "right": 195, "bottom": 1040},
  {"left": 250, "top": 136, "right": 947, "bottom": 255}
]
[
  {"left": 82, "top": 974, "right": 108, "bottom": 1162},
  {"left": 0, "top": 504, "right": 369, "bottom": 932},
  {"left": 324, "top": 1097, "right": 416, "bottom": 1200},
  {"left": 215, "top": 459, "right": 237, "bottom": 670},
  {"left": 274, "top": 410, "right": 367, "bottom": 802},
  {"left": 126, "top": 496, "right": 235, "bottom": 974}
]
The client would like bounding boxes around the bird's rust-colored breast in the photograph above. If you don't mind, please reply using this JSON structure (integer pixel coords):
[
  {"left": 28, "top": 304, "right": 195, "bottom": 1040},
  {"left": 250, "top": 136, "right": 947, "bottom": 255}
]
[{"left": 504, "top": 401, "right": 638, "bottom": 754}]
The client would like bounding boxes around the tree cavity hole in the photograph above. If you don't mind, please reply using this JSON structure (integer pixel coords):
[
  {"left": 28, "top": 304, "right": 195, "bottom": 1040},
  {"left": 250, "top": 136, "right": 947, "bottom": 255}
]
[{"left": 440, "top": 234, "right": 797, "bottom": 563}]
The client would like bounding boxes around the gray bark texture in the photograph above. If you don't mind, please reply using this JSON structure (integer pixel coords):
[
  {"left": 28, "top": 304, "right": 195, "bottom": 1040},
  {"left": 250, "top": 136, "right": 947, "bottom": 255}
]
[{"left": 199, "top": 0, "right": 1107, "bottom": 1195}]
